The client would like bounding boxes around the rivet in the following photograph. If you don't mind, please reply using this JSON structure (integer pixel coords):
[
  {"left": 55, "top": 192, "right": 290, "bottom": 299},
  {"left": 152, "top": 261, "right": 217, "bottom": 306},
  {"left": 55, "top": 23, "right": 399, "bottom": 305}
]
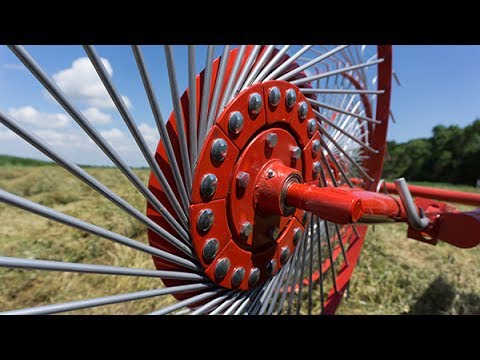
[
  {"left": 249, "top": 92, "right": 263, "bottom": 114},
  {"left": 285, "top": 89, "right": 297, "bottom": 108},
  {"left": 248, "top": 268, "right": 261, "bottom": 286},
  {"left": 298, "top": 101, "right": 308, "bottom": 119},
  {"left": 197, "top": 209, "right": 214, "bottom": 232},
  {"left": 266, "top": 259, "right": 277, "bottom": 276},
  {"left": 307, "top": 118, "right": 317, "bottom": 136},
  {"left": 211, "top": 138, "right": 228, "bottom": 162},
  {"left": 228, "top": 111, "right": 244, "bottom": 135},
  {"left": 202, "top": 238, "right": 219, "bottom": 260},
  {"left": 280, "top": 246, "right": 291, "bottom": 264},
  {"left": 312, "top": 139, "right": 321, "bottom": 156},
  {"left": 215, "top": 258, "right": 230, "bottom": 279},
  {"left": 200, "top": 173, "right": 218, "bottom": 198},
  {"left": 231, "top": 267, "right": 246, "bottom": 287},
  {"left": 268, "top": 86, "right": 281, "bottom": 106}
]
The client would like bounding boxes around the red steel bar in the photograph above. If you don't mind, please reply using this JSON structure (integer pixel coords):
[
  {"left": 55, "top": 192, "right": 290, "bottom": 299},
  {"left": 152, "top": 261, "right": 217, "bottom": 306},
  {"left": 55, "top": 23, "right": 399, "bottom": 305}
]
[{"left": 383, "top": 182, "right": 480, "bottom": 207}]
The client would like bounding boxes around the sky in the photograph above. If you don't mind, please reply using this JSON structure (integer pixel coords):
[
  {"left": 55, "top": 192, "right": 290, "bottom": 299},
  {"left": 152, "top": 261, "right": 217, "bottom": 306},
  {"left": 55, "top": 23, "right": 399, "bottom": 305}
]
[{"left": 0, "top": 45, "right": 479, "bottom": 167}]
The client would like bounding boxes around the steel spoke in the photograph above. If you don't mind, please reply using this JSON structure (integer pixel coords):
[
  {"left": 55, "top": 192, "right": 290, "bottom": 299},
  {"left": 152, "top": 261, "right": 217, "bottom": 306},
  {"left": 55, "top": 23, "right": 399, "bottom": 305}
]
[
  {"left": 229, "top": 45, "right": 261, "bottom": 101},
  {"left": 309, "top": 98, "right": 380, "bottom": 124},
  {"left": 132, "top": 45, "right": 190, "bottom": 213},
  {"left": 149, "top": 288, "right": 222, "bottom": 315},
  {"left": 163, "top": 45, "right": 193, "bottom": 191},
  {"left": 1, "top": 283, "right": 209, "bottom": 315},
  {"left": 84, "top": 45, "right": 190, "bottom": 221},
  {"left": 0, "top": 189, "right": 197, "bottom": 270},
  {"left": 218, "top": 45, "right": 247, "bottom": 113},
  {"left": 318, "top": 136, "right": 354, "bottom": 187},
  {"left": 0, "top": 256, "right": 203, "bottom": 281},
  {"left": 8, "top": 45, "right": 189, "bottom": 233},
  {"left": 0, "top": 109, "right": 192, "bottom": 253},
  {"left": 307, "top": 217, "right": 315, "bottom": 315},
  {"left": 323, "top": 219, "right": 338, "bottom": 293},
  {"left": 300, "top": 88, "right": 384, "bottom": 95},
  {"left": 278, "top": 45, "right": 349, "bottom": 81},
  {"left": 190, "top": 290, "right": 234, "bottom": 315},
  {"left": 197, "top": 45, "right": 215, "bottom": 150},
  {"left": 241, "top": 45, "right": 275, "bottom": 90},
  {"left": 286, "top": 226, "right": 308, "bottom": 315},
  {"left": 209, "top": 291, "right": 242, "bottom": 315},
  {"left": 265, "top": 259, "right": 292, "bottom": 315},
  {"left": 254, "top": 45, "right": 291, "bottom": 83},
  {"left": 315, "top": 216, "right": 325, "bottom": 314},
  {"left": 275, "top": 242, "right": 301, "bottom": 314},
  {"left": 264, "top": 45, "right": 313, "bottom": 81},
  {"left": 295, "top": 219, "right": 309, "bottom": 315},
  {"left": 187, "top": 45, "right": 198, "bottom": 170}
]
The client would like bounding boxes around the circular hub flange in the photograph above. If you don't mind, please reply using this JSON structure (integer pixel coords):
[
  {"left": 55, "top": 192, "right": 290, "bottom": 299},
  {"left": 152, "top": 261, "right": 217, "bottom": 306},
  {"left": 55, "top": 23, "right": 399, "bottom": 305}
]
[{"left": 189, "top": 80, "right": 322, "bottom": 290}]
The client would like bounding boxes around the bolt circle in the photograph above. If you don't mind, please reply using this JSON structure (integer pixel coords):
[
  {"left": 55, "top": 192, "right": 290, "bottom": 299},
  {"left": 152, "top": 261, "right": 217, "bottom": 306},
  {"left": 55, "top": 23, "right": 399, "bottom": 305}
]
[
  {"left": 293, "top": 227, "right": 303, "bottom": 245},
  {"left": 266, "top": 133, "right": 278, "bottom": 148},
  {"left": 231, "top": 267, "right": 246, "bottom": 287},
  {"left": 248, "top": 268, "right": 261, "bottom": 286},
  {"left": 268, "top": 86, "right": 281, "bottom": 106},
  {"left": 298, "top": 101, "right": 308, "bottom": 119},
  {"left": 285, "top": 89, "right": 297, "bottom": 108},
  {"left": 202, "top": 238, "right": 219, "bottom": 260},
  {"left": 215, "top": 258, "right": 231, "bottom": 279},
  {"left": 200, "top": 173, "right": 218, "bottom": 198},
  {"left": 240, "top": 221, "right": 253, "bottom": 238},
  {"left": 211, "top": 138, "right": 228, "bottom": 162},
  {"left": 266, "top": 259, "right": 277, "bottom": 276},
  {"left": 280, "top": 246, "right": 291, "bottom": 264},
  {"left": 249, "top": 92, "right": 263, "bottom": 114},
  {"left": 197, "top": 209, "right": 214, "bottom": 232},
  {"left": 228, "top": 111, "right": 244, "bottom": 135},
  {"left": 312, "top": 139, "right": 321, "bottom": 156},
  {"left": 307, "top": 118, "right": 317, "bottom": 136}
]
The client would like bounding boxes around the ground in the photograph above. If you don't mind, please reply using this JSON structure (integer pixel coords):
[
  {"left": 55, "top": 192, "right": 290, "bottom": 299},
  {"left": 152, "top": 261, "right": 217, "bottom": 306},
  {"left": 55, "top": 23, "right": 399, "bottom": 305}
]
[{"left": 0, "top": 164, "right": 479, "bottom": 314}]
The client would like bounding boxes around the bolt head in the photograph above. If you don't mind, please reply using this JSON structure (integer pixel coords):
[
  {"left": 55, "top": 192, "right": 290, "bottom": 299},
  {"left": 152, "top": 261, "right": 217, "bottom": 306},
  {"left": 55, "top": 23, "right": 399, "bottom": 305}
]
[
  {"left": 240, "top": 221, "right": 253, "bottom": 238},
  {"left": 266, "top": 259, "right": 277, "bottom": 276},
  {"left": 293, "top": 227, "right": 303, "bottom": 245},
  {"left": 215, "top": 258, "right": 230, "bottom": 279},
  {"left": 231, "top": 267, "right": 246, "bottom": 287},
  {"left": 211, "top": 138, "right": 228, "bottom": 162},
  {"left": 248, "top": 268, "right": 261, "bottom": 286},
  {"left": 202, "top": 238, "right": 219, "bottom": 260},
  {"left": 312, "top": 139, "right": 321, "bottom": 156},
  {"left": 307, "top": 118, "right": 317, "bottom": 136},
  {"left": 285, "top": 89, "right": 297, "bottom": 108},
  {"left": 291, "top": 146, "right": 302, "bottom": 160},
  {"left": 280, "top": 246, "right": 291, "bottom": 264},
  {"left": 200, "top": 173, "right": 218, "bottom": 198},
  {"left": 266, "top": 169, "right": 276, "bottom": 179},
  {"left": 268, "top": 86, "right": 281, "bottom": 106},
  {"left": 249, "top": 92, "right": 263, "bottom": 114},
  {"left": 313, "top": 161, "right": 321, "bottom": 175},
  {"left": 197, "top": 209, "right": 214, "bottom": 232},
  {"left": 298, "top": 101, "right": 309, "bottom": 119},
  {"left": 228, "top": 111, "right": 244, "bottom": 135},
  {"left": 236, "top": 171, "right": 250, "bottom": 189},
  {"left": 266, "top": 133, "right": 278, "bottom": 148},
  {"left": 268, "top": 226, "right": 280, "bottom": 240}
]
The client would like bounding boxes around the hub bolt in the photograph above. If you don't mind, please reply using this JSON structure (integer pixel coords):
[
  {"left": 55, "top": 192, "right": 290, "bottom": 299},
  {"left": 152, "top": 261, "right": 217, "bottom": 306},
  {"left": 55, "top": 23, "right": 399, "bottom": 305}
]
[
  {"left": 266, "top": 259, "right": 277, "bottom": 276},
  {"left": 236, "top": 171, "right": 250, "bottom": 189},
  {"left": 268, "top": 226, "right": 280, "bottom": 240},
  {"left": 302, "top": 212, "right": 309, "bottom": 225},
  {"left": 280, "top": 246, "right": 291, "bottom": 264},
  {"left": 291, "top": 146, "right": 302, "bottom": 160},
  {"left": 202, "top": 238, "right": 219, "bottom": 260},
  {"left": 197, "top": 209, "right": 214, "bottom": 232},
  {"left": 266, "top": 133, "right": 278, "bottom": 148},
  {"left": 231, "top": 267, "right": 246, "bottom": 287},
  {"left": 266, "top": 169, "right": 276, "bottom": 179},
  {"left": 285, "top": 89, "right": 297, "bottom": 108},
  {"left": 307, "top": 118, "right": 317, "bottom": 136},
  {"left": 268, "top": 86, "right": 281, "bottom": 106},
  {"left": 298, "top": 101, "right": 308, "bottom": 119},
  {"left": 211, "top": 138, "right": 228, "bottom": 162},
  {"left": 240, "top": 221, "right": 253, "bottom": 238},
  {"left": 200, "top": 173, "right": 218, "bottom": 198},
  {"left": 293, "top": 227, "right": 303, "bottom": 245},
  {"left": 249, "top": 92, "right": 263, "bottom": 114},
  {"left": 313, "top": 162, "right": 322, "bottom": 177},
  {"left": 312, "top": 139, "right": 321, "bottom": 156},
  {"left": 249, "top": 268, "right": 261, "bottom": 286},
  {"left": 228, "top": 111, "right": 244, "bottom": 135},
  {"left": 215, "top": 258, "right": 230, "bottom": 279}
]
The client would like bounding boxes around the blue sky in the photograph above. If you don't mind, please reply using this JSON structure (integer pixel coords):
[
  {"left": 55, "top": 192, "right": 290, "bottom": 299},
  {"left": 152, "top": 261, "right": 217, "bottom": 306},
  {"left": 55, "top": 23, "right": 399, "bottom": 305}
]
[{"left": 0, "top": 45, "right": 479, "bottom": 166}]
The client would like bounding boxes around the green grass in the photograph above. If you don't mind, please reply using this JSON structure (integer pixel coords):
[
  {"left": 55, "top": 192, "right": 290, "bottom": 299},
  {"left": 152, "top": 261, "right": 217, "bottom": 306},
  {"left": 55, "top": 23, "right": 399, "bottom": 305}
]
[
  {"left": 0, "top": 161, "right": 479, "bottom": 314},
  {"left": 0, "top": 155, "right": 53, "bottom": 167}
]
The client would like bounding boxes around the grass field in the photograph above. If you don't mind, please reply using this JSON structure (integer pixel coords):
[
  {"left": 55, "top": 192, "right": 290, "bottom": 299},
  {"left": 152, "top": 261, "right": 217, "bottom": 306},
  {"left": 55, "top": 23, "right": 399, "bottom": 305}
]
[{"left": 0, "top": 161, "right": 479, "bottom": 314}]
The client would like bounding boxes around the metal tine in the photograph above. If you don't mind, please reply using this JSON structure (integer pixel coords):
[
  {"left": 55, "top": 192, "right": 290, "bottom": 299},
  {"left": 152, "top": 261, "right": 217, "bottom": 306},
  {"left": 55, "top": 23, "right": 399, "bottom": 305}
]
[
  {"left": 1, "top": 283, "right": 209, "bottom": 315},
  {"left": 263, "top": 45, "right": 312, "bottom": 81},
  {"left": 229, "top": 45, "right": 261, "bottom": 101},
  {"left": 322, "top": 219, "right": 338, "bottom": 293},
  {"left": 163, "top": 45, "right": 193, "bottom": 192},
  {"left": 83, "top": 45, "right": 189, "bottom": 221},
  {"left": 187, "top": 45, "right": 198, "bottom": 170},
  {"left": 253, "top": 45, "right": 291, "bottom": 84},
  {"left": 315, "top": 215, "right": 325, "bottom": 314},
  {"left": 275, "top": 242, "right": 302, "bottom": 314},
  {"left": 0, "top": 189, "right": 198, "bottom": 270},
  {"left": 0, "top": 109, "right": 191, "bottom": 252},
  {"left": 307, "top": 216, "right": 315, "bottom": 314},
  {"left": 8, "top": 45, "right": 189, "bottom": 231},
  {"left": 209, "top": 291, "right": 243, "bottom": 315},
  {"left": 241, "top": 45, "right": 275, "bottom": 91},
  {"left": 295, "top": 216, "right": 310, "bottom": 315},
  {"left": 150, "top": 288, "right": 223, "bottom": 315},
  {"left": 197, "top": 45, "right": 215, "bottom": 151},
  {"left": 190, "top": 290, "right": 233, "bottom": 315}
]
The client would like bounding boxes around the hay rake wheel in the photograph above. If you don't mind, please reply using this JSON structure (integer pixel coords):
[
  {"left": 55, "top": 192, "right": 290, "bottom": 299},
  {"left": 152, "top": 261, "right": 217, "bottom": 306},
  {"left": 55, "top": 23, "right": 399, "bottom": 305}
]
[{"left": 0, "top": 45, "right": 478, "bottom": 315}]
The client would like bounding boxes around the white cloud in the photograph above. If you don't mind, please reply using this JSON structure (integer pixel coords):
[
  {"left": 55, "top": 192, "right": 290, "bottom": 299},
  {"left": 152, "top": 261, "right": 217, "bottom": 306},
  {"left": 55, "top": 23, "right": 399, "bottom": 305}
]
[
  {"left": 8, "top": 106, "right": 70, "bottom": 129},
  {"left": 139, "top": 122, "right": 160, "bottom": 152},
  {"left": 52, "top": 57, "right": 132, "bottom": 110},
  {"left": 82, "top": 107, "right": 113, "bottom": 125}
]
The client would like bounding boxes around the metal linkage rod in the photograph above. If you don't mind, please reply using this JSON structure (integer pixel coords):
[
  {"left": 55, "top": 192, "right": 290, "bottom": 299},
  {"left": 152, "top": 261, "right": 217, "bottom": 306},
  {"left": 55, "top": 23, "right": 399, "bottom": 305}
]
[
  {"left": 8, "top": 45, "right": 189, "bottom": 232},
  {"left": 131, "top": 45, "right": 190, "bottom": 211},
  {"left": 291, "top": 58, "right": 384, "bottom": 86},
  {"left": 163, "top": 45, "right": 193, "bottom": 191},
  {"left": 1, "top": 283, "right": 209, "bottom": 315},
  {"left": 0, "top": 110, "right": 191, "bottom": 253},
  {"left": 278, "top": 45, "right": 349, "bottom": 81},
  {"left": 0, "top": 189, "right": 197, "bottom": 271},
  {"left": 83, "top": 45, "right": 190, "bottom": 221},
  {"left": 0, "top": 256, "right": 203, "bottom": 281}
]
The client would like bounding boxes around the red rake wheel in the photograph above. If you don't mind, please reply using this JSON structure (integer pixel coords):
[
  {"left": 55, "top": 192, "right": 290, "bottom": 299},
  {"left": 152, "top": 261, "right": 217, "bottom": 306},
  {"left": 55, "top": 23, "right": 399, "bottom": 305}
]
[{"left": 0, "top": 45, "right": 392, "bottom": 315}]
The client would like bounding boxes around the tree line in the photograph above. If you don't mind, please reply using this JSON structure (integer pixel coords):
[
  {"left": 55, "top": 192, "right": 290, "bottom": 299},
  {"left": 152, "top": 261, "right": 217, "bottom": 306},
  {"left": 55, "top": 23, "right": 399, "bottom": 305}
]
[{"left": 382, "top": 119, "right": 480, "bottom": 185}]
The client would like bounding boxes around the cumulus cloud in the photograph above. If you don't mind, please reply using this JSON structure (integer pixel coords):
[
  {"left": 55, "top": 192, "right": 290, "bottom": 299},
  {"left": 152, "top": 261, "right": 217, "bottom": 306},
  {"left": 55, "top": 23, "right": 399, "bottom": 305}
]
[
  {"left": 52, "top": 57, "right": 132, "bottom": 109},
  {"left": 139, "top": 123, "right": 160, "bottom": 152},
  {"left": 82, "top": 107, "right": 113, "bottom": 125},
  {"left": 8, "top": 106, "right": 70, "bottom": 129}
]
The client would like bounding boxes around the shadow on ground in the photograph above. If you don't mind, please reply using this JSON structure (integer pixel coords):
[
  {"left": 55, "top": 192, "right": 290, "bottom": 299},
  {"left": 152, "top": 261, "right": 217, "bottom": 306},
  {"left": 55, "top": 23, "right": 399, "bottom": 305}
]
[{"left": 407, "top": 276, "right": 480, "bottom": 315}]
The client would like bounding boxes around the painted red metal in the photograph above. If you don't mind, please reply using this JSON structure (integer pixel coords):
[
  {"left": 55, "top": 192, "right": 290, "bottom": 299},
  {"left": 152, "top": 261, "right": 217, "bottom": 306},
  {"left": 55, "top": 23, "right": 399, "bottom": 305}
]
[{"left": 383, "top": 181, "right": 480, "bottom": 207}]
